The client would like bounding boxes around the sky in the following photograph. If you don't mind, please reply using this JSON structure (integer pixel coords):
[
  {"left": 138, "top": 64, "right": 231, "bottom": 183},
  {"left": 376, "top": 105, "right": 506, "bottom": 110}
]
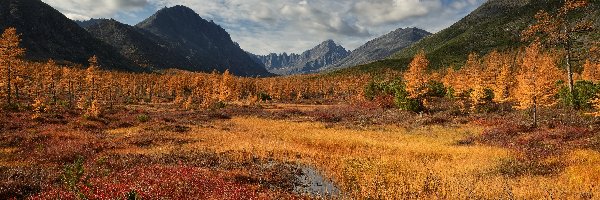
[{"left": 41, "top": 0, "right": 486, "bottom": 55}]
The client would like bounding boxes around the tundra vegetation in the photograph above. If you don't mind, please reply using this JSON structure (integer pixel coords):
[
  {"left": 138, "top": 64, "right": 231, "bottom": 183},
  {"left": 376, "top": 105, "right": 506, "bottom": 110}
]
[{"left": 1, "top": 0, "right": 600, "bottom": 199}]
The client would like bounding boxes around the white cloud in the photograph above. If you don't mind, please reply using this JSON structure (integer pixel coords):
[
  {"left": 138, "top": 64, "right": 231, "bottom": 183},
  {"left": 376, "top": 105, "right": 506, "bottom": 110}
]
[
  {"left": 42, "top": 0, "right": 486, "bottom": 54},
  {"left": 352, "top": 0, "right": 440, "bottom": 26},
  {"left": 42, "top": 0, "right": 150, "bottom": 20}
]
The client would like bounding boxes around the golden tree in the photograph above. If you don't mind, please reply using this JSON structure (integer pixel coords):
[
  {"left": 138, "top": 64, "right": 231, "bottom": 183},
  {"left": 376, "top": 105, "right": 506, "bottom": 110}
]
[
  {"left": 514, "top": 42, "right": 563, "bottom": 127},
  {"left": 450, "top": 54, "right": 483, "bottom": 98},
  {"left": 218, "top": 69, "right": 234, "bottom": 102},
  {"left": 493, "top": 56, "right": 515, "bottom": 103},
  {"left": 77, "top": 56, "right": 102, "bottom": 113},
  {"left": 86, "top": 56, "right": 100, "bottom": 101},
  {"left": 582, "top": 60, "right": 600, "bottom": 82},
  {"left": 44, "top": 59, "right": 62, "bottom": 103},
  {"left": 468, "top": 52, "right": 497, "bottom": 106},
  {"left": 403, "top": 50, "right": 430, "bottom": 99},
  {"left": 441, "top": 67, "right": 458, "bottom": 93},
  {"left": 0, "top": 27, "right": 25, "bottom": 105},
  {"left": 522, "top": 0, "right": 594, "bottom": 97}
]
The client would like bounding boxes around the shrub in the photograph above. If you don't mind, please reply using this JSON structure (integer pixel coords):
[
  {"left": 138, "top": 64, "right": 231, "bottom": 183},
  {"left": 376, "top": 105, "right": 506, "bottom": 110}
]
[
  {"left": 559, "top": 80, "right": 600, "bottom": 109},
  {"left": 363, "top": 81, "right": 380, "bottom": 101},
  {"left": 392, "top": 83, "right": 424, "bottom": 112},
  {"left": 364, "top": 80, "right": 393, "bottom": 101},
  {"left": 127, "top": 190, "right": 141, "bottom": 200},
  {"left": 137, "top": 114, "right": 150, "bottom": 123},
  {"left": 363, "top": 79, "right": 424, "bottom": 112},
  {"left": 61, "top": 157, "right": 89, "bottom": 199},
  {"left": 445, "top": 87, "right": 456, "bottom": 99},
  {"left": 258, "top": 93, "right": 272, "bottom": 102},
  {"left": 426, "top": 81, "right": 446, "bottom": 98}
]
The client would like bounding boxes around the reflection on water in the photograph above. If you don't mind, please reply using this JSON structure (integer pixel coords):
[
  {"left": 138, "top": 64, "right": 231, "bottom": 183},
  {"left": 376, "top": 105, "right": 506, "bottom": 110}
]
[{"left": 294, "top": 165, "right": 341, "bottom": 198}]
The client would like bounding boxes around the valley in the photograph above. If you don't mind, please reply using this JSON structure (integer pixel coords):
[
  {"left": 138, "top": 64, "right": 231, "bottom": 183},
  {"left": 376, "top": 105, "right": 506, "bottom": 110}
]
[{"left": 0, "top": 0, "right": 600, "bottom": 199}]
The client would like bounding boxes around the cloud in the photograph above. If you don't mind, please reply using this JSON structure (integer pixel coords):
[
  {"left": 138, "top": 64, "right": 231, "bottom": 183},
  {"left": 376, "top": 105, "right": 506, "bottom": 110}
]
[
  {"left": 352, "top": 0, "right": 441, "bottom": 26},
  {"left": 42, "top": 0, "right": 150, "bottom": 20},
  {"left": 43, "top": 0, "right": 486, "bottom": 54}
]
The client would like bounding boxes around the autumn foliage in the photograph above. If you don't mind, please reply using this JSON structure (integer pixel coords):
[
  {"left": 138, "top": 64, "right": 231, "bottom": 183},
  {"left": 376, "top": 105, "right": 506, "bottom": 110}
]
[
  {"left": 403, "top": 50, "right": 430, "bottom": 99},
  {"left": 0, "top": 28, "right": 369, "bottom": 116}
]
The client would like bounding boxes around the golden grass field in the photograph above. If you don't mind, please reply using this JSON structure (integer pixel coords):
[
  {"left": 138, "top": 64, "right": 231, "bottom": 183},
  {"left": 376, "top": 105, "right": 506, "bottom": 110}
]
[
  {"left": 103, "top": 107, "right": 600, "bottom": 199},
  {"left": 3, "top": 102, "right": 600, "bottom": 199}
]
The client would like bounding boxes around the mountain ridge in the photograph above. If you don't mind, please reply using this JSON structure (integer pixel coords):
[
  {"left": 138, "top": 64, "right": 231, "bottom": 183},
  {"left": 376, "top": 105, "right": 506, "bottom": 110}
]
[
  {"left": 0, "top": 0, "right": 138, "bottom": 71},
  {"left": 390, "top": 0, "right": 600, "bottom": 69},
  {"left": 135, "top": 5, "right": 272, "bottom": 77},
  {"left": 84, "top": 19, "right": 193, "bottom": 70},
  {"left": 330, "top": 27, "right": 431, "bottom": 70},
  {"left": 251, "top": 40, "right": 350, "bottom": 75}
]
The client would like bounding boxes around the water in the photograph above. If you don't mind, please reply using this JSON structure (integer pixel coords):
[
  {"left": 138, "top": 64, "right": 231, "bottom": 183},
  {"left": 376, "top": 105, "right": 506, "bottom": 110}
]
[{"left": 294, "top": 165, "right": 342, "bottom": 198}]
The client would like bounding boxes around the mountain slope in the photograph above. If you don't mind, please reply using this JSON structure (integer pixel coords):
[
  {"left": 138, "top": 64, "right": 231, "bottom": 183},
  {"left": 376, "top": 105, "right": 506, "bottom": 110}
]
[
  {"left": 0, "top": 0, "right": 137, "bottom": 71},
  {"left": 251, "top": 40, "right": 350, "bottom": 75},
  {"left": 75, "top": 18, "right": 106, "bottom": 29},
  {"left": 391, "top": 0, "right": 600, "bottom": 70},
  {"left": 331, "top": 28, "right": 431, "bottom": 70},
  {"left": 84, "top": 19, "right": 192, "bottom": 70},
  {"left": 136, "top": 5, "right": 271, "bottom": 77}
]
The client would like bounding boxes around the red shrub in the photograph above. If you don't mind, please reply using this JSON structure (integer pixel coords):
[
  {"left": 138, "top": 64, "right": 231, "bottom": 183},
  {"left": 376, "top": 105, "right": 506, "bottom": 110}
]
[{"left": 32, "top": 165, "right": 296, "bottom": 200}]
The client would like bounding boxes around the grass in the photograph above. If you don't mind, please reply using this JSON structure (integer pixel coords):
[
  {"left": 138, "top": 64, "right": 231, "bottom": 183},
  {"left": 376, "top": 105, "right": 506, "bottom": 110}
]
[
  {"left": 2, "top": 103, "right": 600, "bottom": 199},
  {"left": 152, "top": 116, "right": 596, "bottom": 199},
  {"left": 190, "top": 118, "right": 479, "bottom": 197}
]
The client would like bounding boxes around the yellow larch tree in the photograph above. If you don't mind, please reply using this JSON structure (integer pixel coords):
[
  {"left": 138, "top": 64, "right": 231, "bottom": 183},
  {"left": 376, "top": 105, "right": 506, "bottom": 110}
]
[
  {"left": 582, "top": 60, "right": 600, "bottom": 82},
  {"left": 470, "top": 52, "right": 498, "bottom": 106},
  {"left": 514, "top": 42, "right": 564, "bottom": 127},
  {"left": 403, "top": 50, "right": 430, "bottom": 99},
  {"left": 493, "top": 56, "right": 515, "bottom": 103},
  {"left": 218, "top": 69, "right": 233, "bottom": 102},
  {"left": 451, "top": 53, "right": 484, "bottom": 98},
  {"left": 86, "top": 55, "right": 100, "bottom": 101},
  {"left": 81, "top": 56, "right": 103, "bottom": 117},
  {"left": 522, "top": 0, "right": 593, "bottom": 97},
  {"left": 441, "top": 67, "right": 459, "bottom": 94},
  {"left": 0, "top": 27, "right": 25, "bottom": 106}
]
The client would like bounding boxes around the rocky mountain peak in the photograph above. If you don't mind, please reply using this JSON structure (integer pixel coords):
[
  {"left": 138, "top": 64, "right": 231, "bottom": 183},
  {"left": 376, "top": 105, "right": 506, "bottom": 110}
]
[
  {"left": 330, "top": 27, "right": 431, "bottom": 69},
  {"left": 0, "top": 0, "right": 137, "bottom": 71},
  {"left": 250, "top": 40, "right": 350, "bottom": 75},
  {"left": 134, "top": 5, "right": 271, "bottom": 76}
]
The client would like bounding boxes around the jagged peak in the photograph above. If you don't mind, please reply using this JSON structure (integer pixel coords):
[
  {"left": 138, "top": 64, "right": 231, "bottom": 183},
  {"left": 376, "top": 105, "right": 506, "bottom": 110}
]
[
  {"left": 321, "top": 39, "right": 335, "bottom": 45},
  {"left": 137, "top": 5, "right": 222, "bottom": 30},
  {"left": 156, "top": 5, "right": 197, "bottom": 16},
  {"left": 315, "top": 39, "right": 346, "bottom": 50}
]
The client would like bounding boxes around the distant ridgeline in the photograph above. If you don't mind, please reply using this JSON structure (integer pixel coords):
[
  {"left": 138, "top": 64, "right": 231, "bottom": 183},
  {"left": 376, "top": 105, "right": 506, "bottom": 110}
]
[
  {"left": 249, "top": 28, "right": 431, "bottom": 75},
  {"left": 342, "top": 0, "right": 600, "bottom": 74},
  {"left": 396, "top": 0, "right": 600, "bottom": 69},
  {"left": 0, "top": 0, "right": 271, "bottom": 77}
]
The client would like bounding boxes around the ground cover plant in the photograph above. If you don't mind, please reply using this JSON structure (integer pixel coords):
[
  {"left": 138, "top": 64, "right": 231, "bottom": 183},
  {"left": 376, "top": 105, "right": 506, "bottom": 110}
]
[{"left": 1, "top": 0, "right": 600, "bottom": 199}]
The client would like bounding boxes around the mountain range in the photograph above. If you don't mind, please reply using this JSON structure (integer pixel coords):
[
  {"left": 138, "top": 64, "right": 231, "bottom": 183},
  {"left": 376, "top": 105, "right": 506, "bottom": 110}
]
[
  {"left": 0, "top": 0, "right": 271, "bottom": 76},
  {"left": 3, "top": 0, "right": 595, "bottom": 77},
  {"left": 82, "top": 19, "right": 192, "bottom": 71},
  {"left": 250, "top": 28, "right": 431, "bottom": 75},
  {"left": 0, "top": 0, "right": 137, "bottom": 71},
  {"left": 387, "top": 0, "right": 600, "bottom": 70},
  {"left": 330, "top": 27, "right": 431, "bottom": 70},
  {"left": 250, "top": 40, "right": 350, "bottom": 75},
  {"left": 134, "top": 6, "right": 270, "bottom": 76}
]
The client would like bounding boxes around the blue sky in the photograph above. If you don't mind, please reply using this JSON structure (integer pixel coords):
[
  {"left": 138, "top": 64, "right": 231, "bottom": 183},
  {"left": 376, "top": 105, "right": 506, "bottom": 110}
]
[{"left": 42, "top": 0, "right": 486, "bottom": 55}]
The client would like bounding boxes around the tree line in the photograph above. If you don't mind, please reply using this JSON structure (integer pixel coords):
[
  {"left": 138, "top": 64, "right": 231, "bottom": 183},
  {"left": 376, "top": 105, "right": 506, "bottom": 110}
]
[
  {"left": 379, "top": 0, "right": 599, "bottom": 126},
  {"left": 0, "top": 0, "right": 597, "bottom": 126},
  {"left": 0, "top": 27, "right": 368, "bottom": 118}
]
